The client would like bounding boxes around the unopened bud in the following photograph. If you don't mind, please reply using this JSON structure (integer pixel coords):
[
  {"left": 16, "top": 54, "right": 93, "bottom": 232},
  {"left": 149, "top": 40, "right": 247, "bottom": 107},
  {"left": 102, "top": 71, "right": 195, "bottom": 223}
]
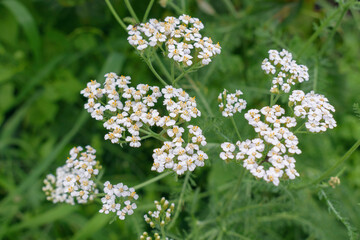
[
  {"left": 159, "top": 0, "right": 168, "bottom": 8},
  {"left": 150, "top": 221, "right": 155, "bottom": 228},
  {"left": 328, "top": 176, "right": 340, "bottom": 188}
]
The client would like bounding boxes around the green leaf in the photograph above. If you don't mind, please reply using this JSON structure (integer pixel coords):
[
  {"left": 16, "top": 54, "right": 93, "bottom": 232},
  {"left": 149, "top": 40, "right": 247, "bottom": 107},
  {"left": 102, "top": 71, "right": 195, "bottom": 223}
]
[
  {"left": 7, "top": 205, "right": 79, "bottom": 233},
  {"left": 2, "top": 0, "right": 41, "bottom": 64},
  {"left": 353, "top": 103, "right": 360, "bottom": 119},
  {"left": 0, "top": 8, "right": 18, "bottom": 45},
  {"left": 96, "top": 52, "right": 125, "bottom": 80},
  {"left": 0, "top": 83, "right": 15, "bottom": 114},
  {"left": 71, "top": 213, "right": 113, "bottom": 240}
]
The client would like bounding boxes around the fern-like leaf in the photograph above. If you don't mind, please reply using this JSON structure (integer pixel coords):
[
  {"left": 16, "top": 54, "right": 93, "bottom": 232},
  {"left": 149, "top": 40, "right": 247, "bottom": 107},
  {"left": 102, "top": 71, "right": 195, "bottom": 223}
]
[{"left": 353, "top": 103, "right": 360, "bottom": 119}]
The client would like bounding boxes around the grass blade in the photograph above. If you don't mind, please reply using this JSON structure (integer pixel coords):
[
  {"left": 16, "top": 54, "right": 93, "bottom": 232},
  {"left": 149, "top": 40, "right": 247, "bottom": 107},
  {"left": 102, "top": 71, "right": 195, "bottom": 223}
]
[{"left": 2, "top": 0, "right": 41, "bottom": 64}]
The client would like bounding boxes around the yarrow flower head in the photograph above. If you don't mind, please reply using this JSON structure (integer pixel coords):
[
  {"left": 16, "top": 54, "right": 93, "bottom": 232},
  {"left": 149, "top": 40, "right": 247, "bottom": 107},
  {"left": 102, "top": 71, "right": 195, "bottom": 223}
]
[
  {"left": 127, "top": 14, "right": 221, "bottom": 66},
  {"left": 261, "top": 49, "right": 309, "bottom": 93},
  {"left": 43, "top": 146, "right": 101, "bottom": 205},
  {"left": 289, "top": 90, "right": 336, "bottom": 132},
  {"left": 220, "top": 105, "right": 301, "bottom": 186},
  {"left": 218, "top": 89, "right": 247, "bottom": 117},
  {"left": 151, "top": 124, "right": 208, "bottom": 175},
  {"left": 218, "top": 49, "right": 337, "bottom": 187},
  {"left": 81, "top": 73, "right": 208, "bottom": 175},
  {"left": 99, "top": 181, "right": 139, "bottom": 220}
]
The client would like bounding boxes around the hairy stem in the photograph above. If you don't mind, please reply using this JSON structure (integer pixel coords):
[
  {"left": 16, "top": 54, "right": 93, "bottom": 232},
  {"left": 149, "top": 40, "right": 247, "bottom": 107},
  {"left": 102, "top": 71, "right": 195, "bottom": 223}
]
[
  {"left": 142, "top": 0, "right": 155, "bottom": 22},
  {"left": 161, "top": 225, "right": 166, "bottom": 240},
  {"left": 105, "top": 0, "right": 127, "bottom": 31},
  {"left": 133, "top": 172, "right": 172, "bottom": 190},
  {"left": 298, "top": 4, "right": 345, "bottom": 58},
  {"left": 123, "top": 0, "right": 140, "bottom": 23},
  {"left": 222, "top": 0, "right": 238, "bottom": 18},
  {"left": 319, "top": 189, "right": 357, "bottom": 240},
  {"left": 168, "top": 171, "right": 191, "bottom": 229},
  {"left": 230, "top": 116, "right": 242, "bottom": 141},
  {"left": 154, "top": 53, "right": 172, "bottom": 81},
  {"left": 142, "top": 56, "right": 169, "bottom": 86},
  {"left": 186, "top": 76, "right": 214, "bottom": 117},
  {"left": 293, "top": 139, "right": 360, "bottom": 190}
]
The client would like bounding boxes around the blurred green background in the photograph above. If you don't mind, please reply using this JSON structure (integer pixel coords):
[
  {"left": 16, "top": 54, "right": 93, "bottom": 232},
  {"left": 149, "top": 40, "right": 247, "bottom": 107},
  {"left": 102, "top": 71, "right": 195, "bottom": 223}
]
[{"left": 0, "top": 0, "right": 359, "bottom": 239}]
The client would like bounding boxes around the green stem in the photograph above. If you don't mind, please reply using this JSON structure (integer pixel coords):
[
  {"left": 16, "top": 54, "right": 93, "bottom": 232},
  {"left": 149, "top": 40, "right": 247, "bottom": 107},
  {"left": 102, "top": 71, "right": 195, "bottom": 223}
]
[
  {"left": 181, "top": 0, "right": 186, "bottom": 12},
  {"left": 294, "top": 122, "right": 306, "bottom": 134},
  {"left": 225, "top": 167, "right": 245, "bottom": 211},
  {"left": 161, "top": 225, "right": 166, "bottom": 240},
  {"left": 230, "top": 116, "right": 242, "bottom": 141},
  {"left": 319, "top": 3, "right": 350, "bottom": 57},
  {"left": 123, "top": 0, "right": 140, "bottom": 23},
  {"left": 139, "top": 128, "right": 167, "bottom": 141},
  {"left": 167, "top": 1, "right": 183, "bottom": 14},
  {"left": 187, "top": 76, "right": 214, "bottom": 117},
  {"left": 140, "top": 134, "right": 153, "bottom": 140},
  {"left": 154, "top": 53, "right": 172, "bottom": 81},
  {"left": 142, "top": 56, "right": 169, "bottom": 86},
  {"left": 168, "top": 171, "right": 191, "bottom": 229},
  {"left": 271, "top": 94, "right": 281, "bottom": 106},
  {"left": 105, "top": 0, "right": 127, "bottom": 31},
  {"left": 142, "top": 0, "right": 155, "bottom": 22},
  {"left": 173, "top": 64, "right": 199, "bottom": 86},
  {"left": 319, "top": 189, "right": 356, "bottom": 239},
  {"left": 293, "top": 139, "right": 360, "bottom": 190},
  {"left": 133, "top": 172, "right": 172, "bottom": 190},
  {"left": 313, "top": 58, "right": 319, "bottom": 92},
  {"left": 171, "top": 61, "right": 175, "bottom": 84},
  {"left": 222, "top": 0, "right": 238, "bottom": 18},
  {"left": 298, "top": 6, "right": 343, "bottom": 58}
]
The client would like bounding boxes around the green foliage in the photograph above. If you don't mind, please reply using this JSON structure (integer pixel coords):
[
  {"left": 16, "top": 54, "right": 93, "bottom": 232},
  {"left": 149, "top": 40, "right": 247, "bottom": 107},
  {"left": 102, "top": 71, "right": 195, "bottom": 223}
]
[
  {"left": 354, "top": 103, "right": 360, "bottom": 119},
  {"left": 0, "top": 0, "right": 359, "bottom": 239}
]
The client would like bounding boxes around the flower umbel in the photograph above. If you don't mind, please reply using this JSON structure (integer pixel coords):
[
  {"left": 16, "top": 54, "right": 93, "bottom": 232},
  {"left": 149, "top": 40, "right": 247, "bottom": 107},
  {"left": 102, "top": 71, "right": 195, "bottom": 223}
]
[
  {"left": 221, "top": 105, "right": 300, "bottom": 186},
  {"left": 261, "top": 49, "right": 309, "bottom": 93},
  {"left": 218, "top": 89, "right": 247, "bottom": 117},
  {"left": 81, "top": 72, "right": 208, "bottom": 175},
  {"left": 289, "top": 90, "right": 336, "bottom": 132},
  {"left": 99, "top": 181, "right": 139, "bottom": 220},
  {"left": 127, "top": 14, "right": 221, "bottom": 66},
  {"left": 42, "top": 146, "right": 101, "bottom": 205}
]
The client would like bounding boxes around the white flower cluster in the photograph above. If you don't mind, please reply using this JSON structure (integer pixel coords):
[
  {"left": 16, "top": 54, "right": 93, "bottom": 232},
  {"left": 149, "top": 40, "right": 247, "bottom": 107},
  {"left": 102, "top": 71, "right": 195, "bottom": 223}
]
[
  {"left": 43, "top": 146, "right": 101, "bottom": 204},
  {"left": 220, "top": 105, "right": 301, "bottom": 186},
  {"left": 99, "top": 181, "right": 138, "bottom": 220},
  {"left": 81, "top": 72, "right": 201, "bottom": 148},
  {"left": 261, "top": 49, "right": 309, "bottom": 93},
  {"left": 289, "top": 90, "right": 336, "bottom": 132},
  {"left": 152, "top": 125, "right": 208, "bottom": 175},
  {"left": 143, "top": 197, "right": 175, "bottom": 228},
  {"left": 218, "top": 89, "right": 247, "bottom": 117},
  {"left": 127, "top": 15, "right": 221, "bottom": 66},
  {"left": 82, "top": 73, "right": 208, "bottom": 175}
]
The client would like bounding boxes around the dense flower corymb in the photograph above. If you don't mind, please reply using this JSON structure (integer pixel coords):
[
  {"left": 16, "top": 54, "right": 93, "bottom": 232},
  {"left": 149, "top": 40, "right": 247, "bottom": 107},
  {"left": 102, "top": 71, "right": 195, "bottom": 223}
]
[
  {"left": 220, "top": 105, "right": 301, "bottom": 186},
  {"left": 218, "top": 89, "right": 247, "bottom": 117},
  {"left": 81, "top": 72, "right": 208, "bottom": 175},
  {"left": 262, "top": 49, "right": 309, "bottom": 93},
  {"left": 99, "top": 181, "right": 139, "bottom": 220},
  {"left": 43, "top": 146, "right": 101, "bottom": 204},
  {"left": 127, "top": 14, "right": 221, "bottom": 66},
  {"left": 289, "top": 90, "right": 336, "bottom": 132}
]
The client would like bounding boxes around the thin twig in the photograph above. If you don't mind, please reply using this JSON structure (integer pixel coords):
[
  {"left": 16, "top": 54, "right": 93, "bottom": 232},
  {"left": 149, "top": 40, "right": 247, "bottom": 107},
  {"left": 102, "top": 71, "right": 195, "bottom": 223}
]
[
  {"left": 105, "top": 0, "right": 127, "bottom": 31},
  {"left": 123, "top": 0, "right": 140, "bottom": 23},
  {"left": 142, "top": 0, "right": 155, "bottom": 22}
]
